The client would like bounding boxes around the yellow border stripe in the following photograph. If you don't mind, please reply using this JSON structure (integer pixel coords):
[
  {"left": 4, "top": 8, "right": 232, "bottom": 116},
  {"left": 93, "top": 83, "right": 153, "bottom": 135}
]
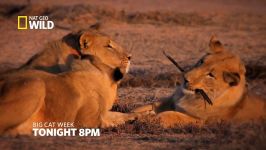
[{"left": 18, "top": 16, "right": 27, "bottom": 29}]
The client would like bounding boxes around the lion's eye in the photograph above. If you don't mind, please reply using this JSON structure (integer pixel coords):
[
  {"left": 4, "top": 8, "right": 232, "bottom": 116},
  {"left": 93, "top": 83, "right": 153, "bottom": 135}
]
[
  {"left": 207, "top": 72, "right": 215, "bottom": 78},
  {"left": 105, "top": 44, "right": 113, "bottom": 49}
]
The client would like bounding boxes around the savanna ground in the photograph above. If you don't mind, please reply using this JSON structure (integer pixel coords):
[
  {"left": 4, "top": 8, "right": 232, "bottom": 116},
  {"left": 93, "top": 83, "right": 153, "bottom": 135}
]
[{"left": 0, "top": 0, "right": 266, "bottom": 149}]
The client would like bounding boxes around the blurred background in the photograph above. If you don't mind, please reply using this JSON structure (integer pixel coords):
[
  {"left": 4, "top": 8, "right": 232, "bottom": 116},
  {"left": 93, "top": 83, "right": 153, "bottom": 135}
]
[{"left": 0, "top": 0, "right": 266, "bottom": 149}]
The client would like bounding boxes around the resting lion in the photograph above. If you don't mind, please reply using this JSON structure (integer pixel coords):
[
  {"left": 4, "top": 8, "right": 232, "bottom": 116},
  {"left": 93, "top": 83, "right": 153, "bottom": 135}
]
[
  {"left": 4, "top": 29, "right": 130, "bottom": 74},
  {"left": 0, "top": 45, "right": 136, "bottom": 135},
  {"left": 133, "top": 36, "right": 266, "bottom": 127}
]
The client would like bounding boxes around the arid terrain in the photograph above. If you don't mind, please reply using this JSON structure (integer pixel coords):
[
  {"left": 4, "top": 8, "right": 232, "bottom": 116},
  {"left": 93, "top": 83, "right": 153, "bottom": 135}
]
[{"left": 0, "top": 0, "right": 266, "bottom": 149}]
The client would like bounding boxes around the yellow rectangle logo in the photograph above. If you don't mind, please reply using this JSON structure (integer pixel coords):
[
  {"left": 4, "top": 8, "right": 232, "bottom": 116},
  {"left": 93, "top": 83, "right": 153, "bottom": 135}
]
[{"left": 18, "top": 16, "right": 27, "bottom": 29}]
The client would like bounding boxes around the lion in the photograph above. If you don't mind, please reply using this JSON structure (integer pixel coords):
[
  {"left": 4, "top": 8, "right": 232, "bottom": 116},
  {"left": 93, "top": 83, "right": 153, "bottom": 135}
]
[
  {"left": 3, "top": 29, "right": 131, "bottom": 74},
  {"left": 0, "top": 44, "right": 136, "bottom": 135},
  {"left": 133, "top": 36, "right": 266, "bottom": 127}
]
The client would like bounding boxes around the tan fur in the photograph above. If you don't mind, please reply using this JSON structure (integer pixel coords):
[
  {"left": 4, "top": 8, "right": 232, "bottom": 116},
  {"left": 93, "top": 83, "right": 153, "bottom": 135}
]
[
  {"left": 5, "top": 30, "right": 129, "bottom": 74},
  {"left": 0, "top": 35, "right": 136, "bottom": 135},
  {"left": 133, "top": 36, "right": 266, "bottom": 127}
]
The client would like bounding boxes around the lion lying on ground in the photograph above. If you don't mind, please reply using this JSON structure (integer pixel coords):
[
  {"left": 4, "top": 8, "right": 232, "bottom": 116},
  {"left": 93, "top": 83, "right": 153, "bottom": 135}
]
[
  {"left": 5, "top": 30, "right": 130, "bottom": 74},
  {"left": 133, "top": 36, "right": 266, "bottom": 127},
  {"left": 0, "top": 45, "right": 136, "bottom": 135}
]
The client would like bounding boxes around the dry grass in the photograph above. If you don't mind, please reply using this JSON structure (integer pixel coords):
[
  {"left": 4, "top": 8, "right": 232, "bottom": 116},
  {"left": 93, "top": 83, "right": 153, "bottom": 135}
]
[
  {"left": 120, "top": 70, "right": 180, "bottom": 88},
  {"left": 0, "top": 4, "right": 212, "bottom": 26},
  {"left": 246, "top": 56, "right": 266, "bottom": 80},
  {"left": 1, "top": 3, "right": 265, "bottom": 30},
  {"left": 0, "top": 0, "right": 266, "bottom": 149}
]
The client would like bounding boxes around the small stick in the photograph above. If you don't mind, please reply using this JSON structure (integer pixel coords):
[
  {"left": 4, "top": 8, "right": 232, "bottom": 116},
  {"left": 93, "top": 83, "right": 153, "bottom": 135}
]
[
  {"left": 162, "top": 50, "right": 185, "bottom": 73},
  {"left": 195, "top": 89, "right": 213, "bottom": 105}
]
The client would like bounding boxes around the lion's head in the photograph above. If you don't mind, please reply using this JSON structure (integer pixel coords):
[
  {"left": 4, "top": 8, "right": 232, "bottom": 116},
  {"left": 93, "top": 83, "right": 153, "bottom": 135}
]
[
  {"left": 166, "top": 36, "right": 247, "bottom": 119},
  {"left": 80, "top": 31, "right": 131, "bottom": 73},
  {"left": 64, "top": 30, "right": 131, "bottom": 78}
]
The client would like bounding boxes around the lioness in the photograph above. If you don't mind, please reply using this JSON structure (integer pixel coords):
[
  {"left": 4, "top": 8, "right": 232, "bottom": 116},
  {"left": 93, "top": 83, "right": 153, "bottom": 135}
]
[
  {"left": 133, "top": 36, "right": 266, "bottom": 127},
  {"left": 0, "top": 48, "right": 135, "bottom": 135},
  {"left": 5, "top": 30, "right": 130, "bottom": 74}
]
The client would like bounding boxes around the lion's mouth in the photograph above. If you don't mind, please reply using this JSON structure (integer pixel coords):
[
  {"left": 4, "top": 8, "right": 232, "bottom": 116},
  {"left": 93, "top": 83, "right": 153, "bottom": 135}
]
[
  {"left": 183, "top": 88, "right": 213, "bottom": 105},
  {"left": 113, "top": 67, "right": 124, "bottom": 81},
  {"left": 162, "top": 51, "right": 213, "bottom": 106},
  {"left": 125, "top": 61, "right": 130, "bottom": 73}
]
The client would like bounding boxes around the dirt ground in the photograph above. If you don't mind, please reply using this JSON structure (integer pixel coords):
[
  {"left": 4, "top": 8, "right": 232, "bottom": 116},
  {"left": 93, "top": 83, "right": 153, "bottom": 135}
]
[{"left": 0, "top": 0, "right": 266, "bottom": 149}]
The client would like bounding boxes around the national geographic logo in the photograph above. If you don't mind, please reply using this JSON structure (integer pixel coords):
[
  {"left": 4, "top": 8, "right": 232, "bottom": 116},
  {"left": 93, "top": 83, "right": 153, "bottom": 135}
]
[{"left": 18, "top": 16, "right": 54, "bottom": 30}]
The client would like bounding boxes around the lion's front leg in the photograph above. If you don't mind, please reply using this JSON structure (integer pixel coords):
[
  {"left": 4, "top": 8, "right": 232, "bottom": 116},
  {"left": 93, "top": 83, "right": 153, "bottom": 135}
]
[
  {"left": 131, "top": 102, "right": 161, "bottom": 114},
  {"left": 100, "top": 111, "right": 148, "bottom": 128},
  {"left": 156, "top": 111, "right": 202, "bottom": 128},
  {"left": 132, "top": 98, "right": 177, "bottom": 114},
  {"left": 132, "top": 87, "right": 183, "bottom": 114}
]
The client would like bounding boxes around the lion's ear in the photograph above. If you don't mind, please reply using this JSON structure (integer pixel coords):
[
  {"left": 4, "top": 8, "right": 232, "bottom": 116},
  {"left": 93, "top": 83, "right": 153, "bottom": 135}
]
[
  {"left": 79, "top": 32, "right": 93, "bottom": 54},
  {"left": 223, "top": 71, "right": 240, "bottom": 86},
  {"left": 208, "top": 35, "right": 224, "bottom": 53}
]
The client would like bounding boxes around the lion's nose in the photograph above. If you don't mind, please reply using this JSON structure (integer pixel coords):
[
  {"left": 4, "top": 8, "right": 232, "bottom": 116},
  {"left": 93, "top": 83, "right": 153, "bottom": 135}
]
[
  {"left": 183, "top": 78, "right": 190, "bottom": 89},
  {"left": 127, "top": 55, "right": 132, "bottom": 60}
]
